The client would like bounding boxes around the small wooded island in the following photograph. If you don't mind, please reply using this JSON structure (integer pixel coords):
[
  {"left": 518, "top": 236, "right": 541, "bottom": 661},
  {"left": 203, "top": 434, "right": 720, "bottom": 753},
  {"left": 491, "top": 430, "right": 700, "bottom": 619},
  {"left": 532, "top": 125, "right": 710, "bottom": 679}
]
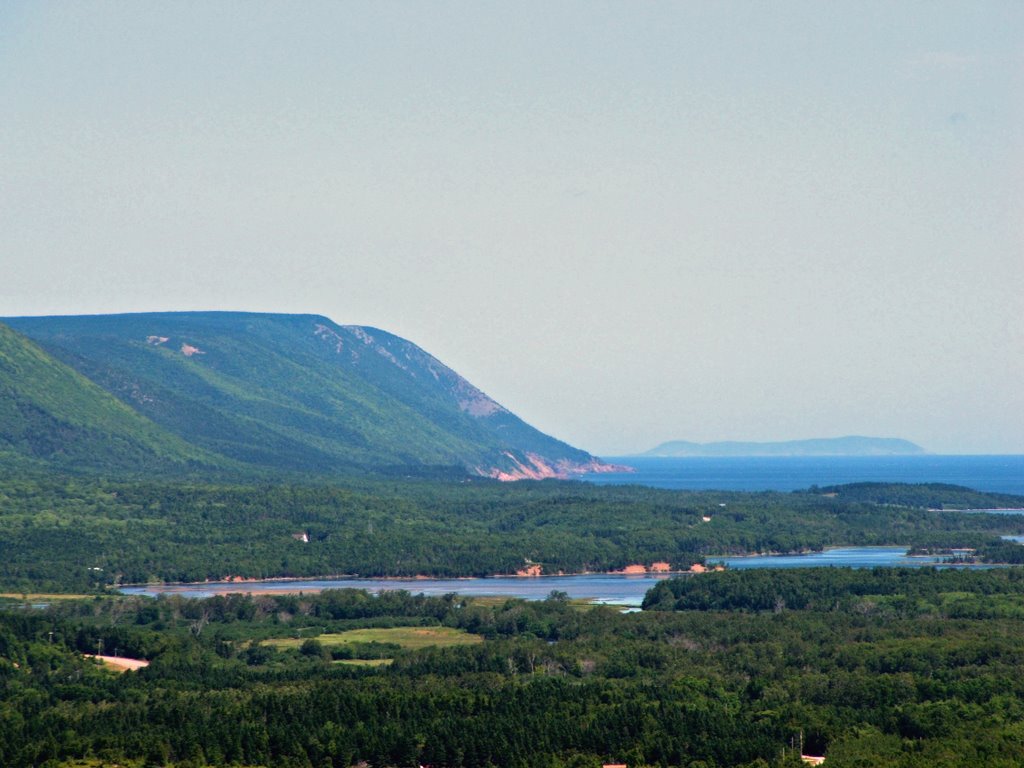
[{"left": 640, "top": 436, "right": 926, "bottom": 457}]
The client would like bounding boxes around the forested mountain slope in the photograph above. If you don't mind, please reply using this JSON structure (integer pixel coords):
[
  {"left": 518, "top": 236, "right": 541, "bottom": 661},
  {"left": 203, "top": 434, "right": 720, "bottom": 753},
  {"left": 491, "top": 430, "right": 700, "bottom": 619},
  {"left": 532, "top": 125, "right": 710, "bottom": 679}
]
[
  {"left": 3, "top": 312, "right": 603, "bottom": 479},
  {"left": 0, "top": 323, "right": 220, "bottom": 473}
]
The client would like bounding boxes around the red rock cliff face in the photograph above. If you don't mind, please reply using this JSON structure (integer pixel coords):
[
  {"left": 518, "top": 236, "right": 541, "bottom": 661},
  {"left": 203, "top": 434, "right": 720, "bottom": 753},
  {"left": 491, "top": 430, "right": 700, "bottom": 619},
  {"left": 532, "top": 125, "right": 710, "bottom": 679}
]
[{"left": 478, "top": 452, "right": 632, "bottom": 482}]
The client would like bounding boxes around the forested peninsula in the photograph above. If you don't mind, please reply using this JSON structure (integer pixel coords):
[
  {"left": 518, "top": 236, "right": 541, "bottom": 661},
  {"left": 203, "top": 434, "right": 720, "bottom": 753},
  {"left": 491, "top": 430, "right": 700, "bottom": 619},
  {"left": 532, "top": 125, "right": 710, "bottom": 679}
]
[
  {"left": 641, "top": 437, "right": 925, "bottom": 457},
  {"left": 2, "top": 474, "right": 1023, "bottom": 591}
]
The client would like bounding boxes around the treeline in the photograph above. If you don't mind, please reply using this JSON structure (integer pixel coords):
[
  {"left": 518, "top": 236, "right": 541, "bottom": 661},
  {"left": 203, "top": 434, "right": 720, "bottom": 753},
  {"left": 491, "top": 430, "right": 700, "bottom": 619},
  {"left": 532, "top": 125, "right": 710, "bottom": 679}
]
[
  {"left": 5, "top": 569, "right": 1024, "bottom": 766},
  {"left": 642, "top": 566, "right": 1024, "bottom": 614},
  {"left": 802, "top": 481, "right": 1024, "bottom": 510},
  {"left": 1, "top": 472, "right": 1023, "bottom": 591}
]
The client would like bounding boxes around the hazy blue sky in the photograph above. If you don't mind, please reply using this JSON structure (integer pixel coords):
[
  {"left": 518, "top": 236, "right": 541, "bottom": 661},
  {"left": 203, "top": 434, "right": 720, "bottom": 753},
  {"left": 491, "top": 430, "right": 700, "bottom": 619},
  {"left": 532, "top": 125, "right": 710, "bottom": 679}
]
[{"left": 2, "top": 2, "right": 1022, "bottom": 455}]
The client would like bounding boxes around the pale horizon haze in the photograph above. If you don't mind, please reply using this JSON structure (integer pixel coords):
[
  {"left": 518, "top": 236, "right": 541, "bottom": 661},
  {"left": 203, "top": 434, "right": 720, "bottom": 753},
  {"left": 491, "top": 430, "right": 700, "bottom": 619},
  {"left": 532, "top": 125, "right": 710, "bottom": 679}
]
[{"left": 2, "top": 2, "right": 1022, "bottom": 455}]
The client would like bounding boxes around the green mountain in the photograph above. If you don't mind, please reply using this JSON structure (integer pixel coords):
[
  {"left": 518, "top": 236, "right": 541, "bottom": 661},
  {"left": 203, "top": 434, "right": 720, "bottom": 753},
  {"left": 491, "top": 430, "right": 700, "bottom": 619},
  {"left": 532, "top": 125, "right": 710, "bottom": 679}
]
[
  {"left": 2, "top": 312, "right": 605, "bottom": 479},
  {"left": 0, "top": 322, "right": 220, "bottom": 473},
  {"left": 641, "top": 436, "right": 926, "bottom": 457}
]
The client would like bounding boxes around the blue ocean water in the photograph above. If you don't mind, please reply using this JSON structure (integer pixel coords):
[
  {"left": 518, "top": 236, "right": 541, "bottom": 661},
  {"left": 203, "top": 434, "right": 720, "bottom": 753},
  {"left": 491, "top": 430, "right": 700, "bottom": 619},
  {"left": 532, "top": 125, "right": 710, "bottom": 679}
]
[{"left": 582, "top": 455, "right": 1024, "bottom": 495}]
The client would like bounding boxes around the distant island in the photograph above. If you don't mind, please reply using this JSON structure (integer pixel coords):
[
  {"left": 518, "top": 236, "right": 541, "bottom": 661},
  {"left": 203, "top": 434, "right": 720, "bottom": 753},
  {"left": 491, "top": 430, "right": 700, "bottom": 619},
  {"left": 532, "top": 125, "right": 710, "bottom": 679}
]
[{"left": 639, "top": 436, "right": 926, "bottom": 457}]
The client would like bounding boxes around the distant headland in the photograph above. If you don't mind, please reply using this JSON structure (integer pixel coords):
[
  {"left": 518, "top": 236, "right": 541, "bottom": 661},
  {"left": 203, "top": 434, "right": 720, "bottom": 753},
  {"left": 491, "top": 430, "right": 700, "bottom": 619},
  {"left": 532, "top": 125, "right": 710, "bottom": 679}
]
[{"left": 638, "top": 436, "right": 926, "bottom": 458}]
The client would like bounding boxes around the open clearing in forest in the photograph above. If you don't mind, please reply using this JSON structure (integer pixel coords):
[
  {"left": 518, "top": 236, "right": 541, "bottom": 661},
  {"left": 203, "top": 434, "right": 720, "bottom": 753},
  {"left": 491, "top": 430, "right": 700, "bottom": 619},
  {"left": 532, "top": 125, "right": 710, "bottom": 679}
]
[
  {"left": 0, "top": 593, "right": 93, "bottom": 600},
  {"left": 85, "top": 654, "right": 150, "bottom": 672},
  {"left": 267, "top": 625, "right": 483, "bottom": 651},
  {"left": 468, "top": 595, "right": 600, "bottom": 609}
]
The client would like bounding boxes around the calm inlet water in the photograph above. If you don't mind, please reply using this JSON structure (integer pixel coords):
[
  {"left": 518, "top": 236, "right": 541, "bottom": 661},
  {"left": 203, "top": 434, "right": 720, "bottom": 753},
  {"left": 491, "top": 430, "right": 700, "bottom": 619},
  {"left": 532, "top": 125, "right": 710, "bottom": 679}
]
[
  {"left": 121, "top": 548, "right": 952, "bottom": 606},
  {"left": 707, "top": 546, "right": 946, "bottom": 570},
  {"left": 120, "top": 574, "right": 668, "bottom": 605},
  {"left": 583, "top": 455, "right": 1024, "bottom": 495}
]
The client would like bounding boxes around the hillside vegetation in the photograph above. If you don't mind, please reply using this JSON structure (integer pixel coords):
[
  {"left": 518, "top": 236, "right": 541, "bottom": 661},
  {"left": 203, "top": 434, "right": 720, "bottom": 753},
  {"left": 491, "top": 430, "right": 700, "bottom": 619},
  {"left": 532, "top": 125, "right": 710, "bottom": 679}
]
[
  {"left": 0, "top": 324, "right": 220, "bottom": 474},
  {"left": 2, "top": 313, "right": 598, "bottom": 479}
]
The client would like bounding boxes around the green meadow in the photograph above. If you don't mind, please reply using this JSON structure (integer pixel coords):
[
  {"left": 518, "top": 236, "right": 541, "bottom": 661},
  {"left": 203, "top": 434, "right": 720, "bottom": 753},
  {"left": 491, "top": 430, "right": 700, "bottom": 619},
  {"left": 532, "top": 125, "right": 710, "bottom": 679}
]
[{"left": 267, "top": 625, "right": 482, "bottom": 652}]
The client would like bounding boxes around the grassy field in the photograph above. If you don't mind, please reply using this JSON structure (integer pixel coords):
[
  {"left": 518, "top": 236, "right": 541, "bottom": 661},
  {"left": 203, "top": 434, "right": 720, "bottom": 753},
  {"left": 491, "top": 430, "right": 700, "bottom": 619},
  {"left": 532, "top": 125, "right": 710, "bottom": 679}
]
[
  {"left": 333, "top": 658, "right": 394, "bottom": 667},
  {"left": 267, "top": 625, "right": 483, "bottom": 652},
  {"left": 0, "top": 593, "right": 94, "bottom": 600},
  {"left": 467, "top": 595, "right": 602, "bottom": 609}
]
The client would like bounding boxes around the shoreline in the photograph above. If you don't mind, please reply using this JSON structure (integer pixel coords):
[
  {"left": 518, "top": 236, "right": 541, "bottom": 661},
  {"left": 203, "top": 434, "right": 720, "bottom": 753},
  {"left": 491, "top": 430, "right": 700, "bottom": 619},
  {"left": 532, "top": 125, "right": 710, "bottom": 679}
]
[
  {"left": 113, "top": 544, "right": 1024, "bottom": 593},
  {"left": 938, "top": 508, "right": 1024, "bottom": 513},
  {"left": 117, "top": 566, "right": 697, "bottom": 591}
]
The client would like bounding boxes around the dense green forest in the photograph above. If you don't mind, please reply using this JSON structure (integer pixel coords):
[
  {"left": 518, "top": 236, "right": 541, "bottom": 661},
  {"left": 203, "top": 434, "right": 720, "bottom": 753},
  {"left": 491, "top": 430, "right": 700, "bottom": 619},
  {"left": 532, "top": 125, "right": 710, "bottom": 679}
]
[
  {"left": 3, "top": 465, "right": 1023, "bottom": 767},
  {"left": 1, "top": 473, "right": 1022, "bottom": 591},
  {"left": 4, "top": 568, "right": 1024, "bottom": 767}
]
